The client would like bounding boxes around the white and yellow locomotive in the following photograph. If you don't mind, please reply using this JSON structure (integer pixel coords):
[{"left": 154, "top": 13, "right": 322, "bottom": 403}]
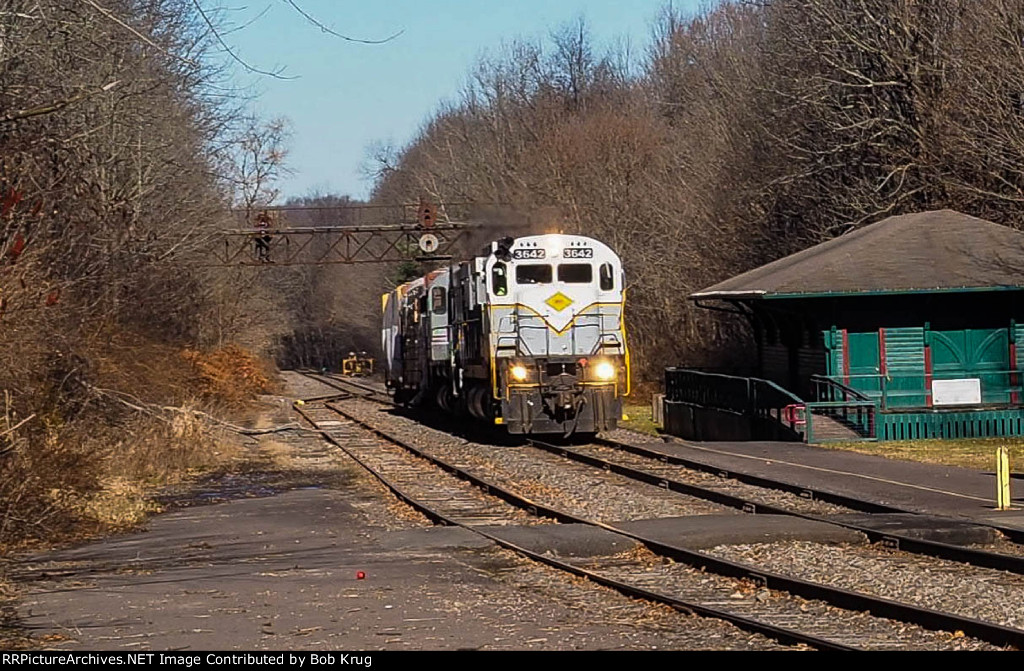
[{"left": 382, "top": 234, "right": 629, "bottom": 435}]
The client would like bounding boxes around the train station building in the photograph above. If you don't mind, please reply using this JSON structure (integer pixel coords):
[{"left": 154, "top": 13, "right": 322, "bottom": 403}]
[{"left": 671, "top": 209, "right": 1024, "bottom": 442}]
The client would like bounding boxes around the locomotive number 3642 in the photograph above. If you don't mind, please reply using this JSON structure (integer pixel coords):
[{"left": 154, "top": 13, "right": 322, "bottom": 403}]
[{"left": 563, "top": 248, "right": 593, "bottom": 258}]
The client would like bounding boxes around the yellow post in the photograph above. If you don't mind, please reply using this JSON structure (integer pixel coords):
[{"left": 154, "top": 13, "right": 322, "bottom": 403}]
[{"left": 997, "top": 446, "right": 1011, "bottom": 511}]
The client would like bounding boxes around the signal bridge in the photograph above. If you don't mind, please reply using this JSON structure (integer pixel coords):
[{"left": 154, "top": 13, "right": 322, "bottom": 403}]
[{"left": 212, "top": 201, "right": 508, "bottom": 266}]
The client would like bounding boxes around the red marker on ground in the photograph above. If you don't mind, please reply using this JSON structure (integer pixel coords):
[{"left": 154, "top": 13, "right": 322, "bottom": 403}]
[{"left": 356, "top": 571, "right": 366, "bottom": 580}]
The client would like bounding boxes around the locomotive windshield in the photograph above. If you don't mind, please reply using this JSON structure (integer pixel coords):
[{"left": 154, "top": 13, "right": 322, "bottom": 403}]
[
  {"left": 516, "top": 264, "right": 552, "bottom": 284},
  {"left": 557, "top": 264, "right": 592, "bottom": 283}
]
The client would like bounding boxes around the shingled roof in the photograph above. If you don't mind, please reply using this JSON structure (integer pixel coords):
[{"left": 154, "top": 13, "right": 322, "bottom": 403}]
[{"left": 691, "top": 210, "right": 1024, "bottom": 301}]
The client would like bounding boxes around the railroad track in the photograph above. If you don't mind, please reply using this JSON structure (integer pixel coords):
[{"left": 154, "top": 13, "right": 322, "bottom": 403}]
[
  {"left": 598, "top": 432, "right": 1024, "bottom": 545},
  {"left": 297, "top": 371, "right": 1024, "bottom": 567},
  {"left": 298, "top": 371, "right": 392, "bottom": 404},
  {"left": 306, "top": 369, "right": 1024, "bottom": 556},
  {"left": 528, "top": 437, "right": 1024, "bottom": 574},
  {"left": 288, "top": 400, "right": 824, "bottom": 649},
  {"left": 290, "top": 380, "right": 1017, "bottom": 649},
  {"left": 294, "top": 366, "right": 1024, "bottom": 565}
]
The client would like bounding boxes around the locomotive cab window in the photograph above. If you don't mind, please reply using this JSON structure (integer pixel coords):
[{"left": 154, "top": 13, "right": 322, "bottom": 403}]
[
  {"left": 558, "top": 263, "right": 593, "bottom": 284},
  {"left": 516, "top": 264, "right": 552, "bottom": 285},
  {"left": 491, "top": 262, "right": 508, "bottom": 296},
  {"left": 599, "top": 263, "right": 614, "bottom": 291},
  {"left": 431, "top": 286, "right": 447, "bottom": 314}
]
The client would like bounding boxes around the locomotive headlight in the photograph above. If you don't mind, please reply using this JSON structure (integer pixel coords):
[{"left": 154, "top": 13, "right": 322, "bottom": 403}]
[
  {"left": 594, "top": 361, "right": 617, "bottom": 381},
  {"left": 510, "top": 364, "right": 529, "bottom": 382}
]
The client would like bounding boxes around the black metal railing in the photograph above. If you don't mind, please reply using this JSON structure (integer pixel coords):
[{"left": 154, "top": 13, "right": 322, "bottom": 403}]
[
  {"left": 806, "top": 374, "right": 877, "bottom": 442},
  {"left": 664, "top": 368, "right": 806, "bottom": 440},
  {"left": 810, "top": 374, "right": 871, "bottom": 403}
]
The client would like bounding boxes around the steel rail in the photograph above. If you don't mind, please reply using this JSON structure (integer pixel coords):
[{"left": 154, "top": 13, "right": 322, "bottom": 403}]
[
  {"left": 528, "top": 438, "right": 1024, "bottom": 576},
  {"left": 290, "top": 401, "right": 851, "bottom": 651},
  {"left": 288, "top": 370, "right": 1024, "bottom": 553},
  {"left": 595, "top": 435, "right": 1024, "bottom": 544},
  {"left": 309, "top": 397, "right": 1023, "bottom": 650},
  {"left": 299, "top": 371, "right": 392, "bottom": 404},
  {"left": 294, "top": 372, "right": 1024, "bottom": 572}
]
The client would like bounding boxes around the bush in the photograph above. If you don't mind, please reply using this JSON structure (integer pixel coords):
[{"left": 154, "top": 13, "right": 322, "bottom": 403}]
[
  {"left": 181, "top": 344, "right": 275, "bottom": 406},
  {"left": 0, "top": 338, "right": 270, "bottom": 551}
]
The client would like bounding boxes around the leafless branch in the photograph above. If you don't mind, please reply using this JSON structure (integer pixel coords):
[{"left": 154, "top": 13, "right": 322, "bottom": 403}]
[
  {"left": 281, "top": 0, "right": 403, "bottom": 44},
  {"left": 189, "top": 0, "right": 297, "bottom": 79},
  {"left": 0, "top": 80, "right": 120, "bottom": 125},
  {"left": 78, "top": 0, "right": 199, "bottom": 68}
]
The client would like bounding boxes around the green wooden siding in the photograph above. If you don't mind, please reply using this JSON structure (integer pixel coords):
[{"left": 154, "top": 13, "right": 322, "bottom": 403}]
[
  {"left": 847, "top": 331, "right": 881, "bottom": 397},
  {"left": 827, "top": 326, "right": 1016, "bottom": 409},
  {"left": 880, "top": 408, "right": 1024, "bottom": 440},
  {"left": 930, "top": 328, "right": 1010, "bottom": 404},
  {"left": 884, "top": 327, "right": 926, "bottom": 408},
  {"left": 824, "top": 328, "right": 844, "bottom": 379}
]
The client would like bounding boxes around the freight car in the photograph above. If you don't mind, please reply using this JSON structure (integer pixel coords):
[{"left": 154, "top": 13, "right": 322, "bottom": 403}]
[{"left": 382, "top": 234, "right": 629, "bottom": 435}]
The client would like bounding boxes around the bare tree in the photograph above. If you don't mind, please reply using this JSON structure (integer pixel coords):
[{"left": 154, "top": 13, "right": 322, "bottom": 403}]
[
  {"left": 368, "top": 0, "right": 1024, "bottom": 380},
  {"left": 231, "top": 116, "right": 292, "bottom": 220}
]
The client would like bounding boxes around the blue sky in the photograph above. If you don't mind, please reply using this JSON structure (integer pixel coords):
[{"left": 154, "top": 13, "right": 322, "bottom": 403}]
[{"left": 224, "top": 1, "right": 702, "bottom": 201}]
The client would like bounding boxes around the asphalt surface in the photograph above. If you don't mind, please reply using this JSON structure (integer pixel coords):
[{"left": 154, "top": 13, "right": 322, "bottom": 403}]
[
  {"left": 13, "top": 462, "right": 723, "bottom": 651},
  {"left": 4, "top": 379, "right": 781, "bottom": 651},
  {"left": 645, "top": 438, "right": 1024, "bottom": 528},
  {"left": 18, "top": 486, "right": 668, "bottom": 650}
]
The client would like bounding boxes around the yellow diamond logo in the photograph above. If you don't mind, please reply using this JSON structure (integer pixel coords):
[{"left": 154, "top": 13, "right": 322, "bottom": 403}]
[{"left": 545, "top": 291, "right": 573, "bottom": 312}]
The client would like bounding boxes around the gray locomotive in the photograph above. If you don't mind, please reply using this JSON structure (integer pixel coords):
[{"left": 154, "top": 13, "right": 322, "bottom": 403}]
[{"left": 382, "top": 234, "right": 630, "bottom": 435}]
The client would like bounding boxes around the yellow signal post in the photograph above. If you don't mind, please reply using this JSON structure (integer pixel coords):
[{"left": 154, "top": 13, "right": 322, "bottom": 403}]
[{"left": 997, "top": 446, "right": 1012, "bottom": 511}]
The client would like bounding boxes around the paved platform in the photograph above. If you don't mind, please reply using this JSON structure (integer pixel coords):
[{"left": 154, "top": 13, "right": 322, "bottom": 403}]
[
  {"left": 615, "top": 514, "right": 866, "bottom": 549},
  {"left": 642, "top": 437, "right": 1024, "bottom": 530},
  {"left": 823, "top": 513, "right": 998, "bottom": 545},
  {"left": 481, "top": 524, "right": 639, "bottom": 558},
  {"left": 12, "top": 487, "right": 739, "bottom": 650},
  {"left": 383, "top": 524, "right": 640, "bottom": 559}
]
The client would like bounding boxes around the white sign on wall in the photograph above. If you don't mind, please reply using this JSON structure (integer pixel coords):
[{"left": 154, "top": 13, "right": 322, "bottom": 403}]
[{"left": 932, "top": 378, "right": 982, "bottom": 406}]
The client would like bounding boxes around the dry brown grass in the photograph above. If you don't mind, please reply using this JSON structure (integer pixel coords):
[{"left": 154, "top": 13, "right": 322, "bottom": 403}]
[
  {"left": 0, "top": 406, "right": 242, "bottom": 552},
  {"left": 0, "top": 336, "right": 271, "bottom": 553}
]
